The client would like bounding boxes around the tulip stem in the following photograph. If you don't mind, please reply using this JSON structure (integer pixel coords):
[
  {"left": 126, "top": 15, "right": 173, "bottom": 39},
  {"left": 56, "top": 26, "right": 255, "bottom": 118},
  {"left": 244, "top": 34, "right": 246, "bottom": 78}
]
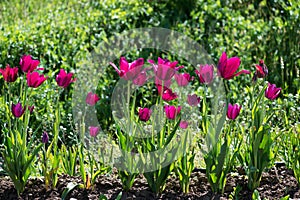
[
  {"left": 5, "top": 82, "right": 12, "bottom": 132},
  {"left": 224, "top": 80, "right": 230, "bottom": 102}
]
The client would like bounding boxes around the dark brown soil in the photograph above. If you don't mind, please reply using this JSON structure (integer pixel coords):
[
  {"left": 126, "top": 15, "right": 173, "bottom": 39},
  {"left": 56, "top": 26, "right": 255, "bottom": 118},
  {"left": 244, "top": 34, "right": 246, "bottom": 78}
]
[{"left": 0, "top": 165, "right": 299, "bottom": 200}]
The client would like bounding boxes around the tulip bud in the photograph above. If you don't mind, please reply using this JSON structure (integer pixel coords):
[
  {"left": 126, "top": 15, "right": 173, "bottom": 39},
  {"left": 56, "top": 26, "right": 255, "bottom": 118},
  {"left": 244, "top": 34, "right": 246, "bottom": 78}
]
[
  {"left": 227, "top": 103, "right": 241, "bottom": 120},
  {"left": 42, "top": 132, "right": 49, "bottom": 143},
  {"left": 138, "top": 108, "right": 152, "bottom": 122},
  {"left": 11, "top": 102, "right": 26, "bottom": 118},
  {"left": 89, "top": 126, "right": 100, "bottom": 137},
  {"left": 265, "top": 82, "right": 281, "bottom": 100}
]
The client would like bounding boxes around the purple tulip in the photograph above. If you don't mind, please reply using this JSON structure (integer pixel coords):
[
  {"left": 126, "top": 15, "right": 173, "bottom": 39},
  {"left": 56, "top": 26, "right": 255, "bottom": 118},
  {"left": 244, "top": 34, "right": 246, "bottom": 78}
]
[
  {"left": 110, "top": 57, "right": 144, "bottom": 81},
  {"left": 175, "top": 73, "right": 193, "bottom": 87},
  {"left": 138, "top": 108, "right": 152, "bottom": 122},
  {"left": 133, "top": 71, "right": 148, "bottom": 86},
  {"left": 0, "top": 65, "right": 19, "bottom": 82},
  {"left": 227, "top": 103, "right": 241, "bottom": 120},
  {"left": 253, "top": 59, "right": 268, "bottom": 82},
  {"left": 56, "top": 69, "right": 76, "bottom": 88},
  {"left": 217, "top": 52, "right": 250, "bottom": 80},
  {"left": 164, "top": 105, "right": 181, "bottom": 120},
  {"left": 179, "top": 120, "right": 188, "bottom": 129},
  {"left": 12, "top": 102, "right": 26, "bottom": 118},
  {"left": 195, "top": 64, "right": 214, "bottom": 84},
  {"left": 42, "top": 132, "right": 49, "bottom": 143},
  {"left": 265, "top": 83, "right": 281, "bottom": 100},
  {"left": 187, "top": 94, "right": 200, "bottom": 106},
  {"left": 20, "top": 55, "right": 40, "bottom": 73},
  {"left": 89, "top": 126, "right": 100, "bottom": 137},
  {"left": 156, "top": 84, "right": 177, "bottom": 101},
  {"left": 27, "top": 71, "right": 48, "bottom": 88},
  {"left": 149, "top": 57, "right": 179, "bottom": 81},
  {"left": 86, "top": 92, "right": 100, "bottom": 106}
]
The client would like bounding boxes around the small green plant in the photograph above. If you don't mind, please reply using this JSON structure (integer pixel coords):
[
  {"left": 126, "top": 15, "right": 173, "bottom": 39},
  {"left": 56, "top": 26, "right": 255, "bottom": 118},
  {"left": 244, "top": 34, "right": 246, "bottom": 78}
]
[
  {"left": 175, "top": 146, "right": 195, "bottom": 194},
  {"left": 245, "top": 82, "right": 280, "bottom": 191},
  {"left": 60, "top": 144, "right": 78, "bottom": 176}
]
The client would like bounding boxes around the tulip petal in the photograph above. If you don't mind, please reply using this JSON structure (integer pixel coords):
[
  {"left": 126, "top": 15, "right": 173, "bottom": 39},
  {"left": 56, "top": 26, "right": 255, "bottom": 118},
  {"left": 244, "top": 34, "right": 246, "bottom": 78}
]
[{"left": 223, "top": 57, "right": 241, "bottom": 79}]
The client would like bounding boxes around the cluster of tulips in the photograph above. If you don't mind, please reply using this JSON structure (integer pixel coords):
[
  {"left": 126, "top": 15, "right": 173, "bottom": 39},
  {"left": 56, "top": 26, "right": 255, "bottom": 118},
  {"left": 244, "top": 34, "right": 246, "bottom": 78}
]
[
  {"left": 104, "top": 52, "right": 282, "bottom": 194},
  {"left": 0, "top": 55, "right": 76, "bottom": 195},
  {"left": 0, "top": 55, "right": 76, "bottom": 118},
  {"left": 108, "top": 52, "right": 281, "bottom": 126},
  {"left": 0, "top": 51, "right": 283, "bottom": 196}
]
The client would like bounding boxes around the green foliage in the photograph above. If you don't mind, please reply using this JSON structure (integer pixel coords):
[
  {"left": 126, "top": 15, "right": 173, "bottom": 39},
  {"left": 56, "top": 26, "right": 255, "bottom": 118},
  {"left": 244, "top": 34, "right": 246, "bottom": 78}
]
[
  {"left": 177, "top": 0, "right": 300, "bottom": 93},
  {"left": 175, "top": 147, "right": 195, "bottom": 193},
  {"left": 243, "top": 83, "right": 275, "bottom": 191},
  {"left": 60, "top": 145, "right": 78, "bottom": 176}
]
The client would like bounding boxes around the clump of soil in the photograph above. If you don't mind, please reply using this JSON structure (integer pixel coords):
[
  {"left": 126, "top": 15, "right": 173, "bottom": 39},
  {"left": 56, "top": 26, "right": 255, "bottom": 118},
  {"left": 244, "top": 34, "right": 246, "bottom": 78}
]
[{"left": 0, "top": 165, "right": 299, "bottom": 199}]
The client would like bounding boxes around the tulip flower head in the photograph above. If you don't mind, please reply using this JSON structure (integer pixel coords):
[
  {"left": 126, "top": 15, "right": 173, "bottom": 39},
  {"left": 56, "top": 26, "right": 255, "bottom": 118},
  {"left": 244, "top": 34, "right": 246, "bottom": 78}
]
[
  {"left": 133, "top": 71, "right": 148, "bottom": 86},
  {"left": 175, "top": 73, "right": 193, "bottom": 87},
  {"left": 56, "top": 69, "right": 76, "bottom": 88},
  {"left": 187, "top": 94, "right": 200, "bottom": 106},
  {"left": 164, "top": 105, "right": 181, "bottom": 120},
  {"left": 20, "top": 55, "right": 40, "bottom": 73},
  {"left": 138, "top": 108, "right": 152, "bottom": 122},
  {"left": 86, "top": 92, "right": 100, "bottom": 106},
  {"left": 156, "top": 84, "right": 178, "bottom": 101},
  {"left": 195, "top": 64, "right": 214, "bottom": 84},
  {"left": 149, "top": 57, "right": 180, "bottom": 81},
  {"left": 179, "top": 120, "right": 188, "bottom": 129},
  {"left": 217, "top": 52, "right": 250, "bottom": 80},
  {"left": 42, "top": 132, "right": 49, "bottom": 143},
  {"left": 0, "top": 65, "right": 18, "bottom": 82},
  {"left": 227, "top": 103, "right": 241, "bottom": 120},
  {"left": 253, "top": 59, "right": 268, "bottom": 82},
  {"left": 265, "top": 83, "right": 281, "bottom": 100},
  {"left": 89, "top": 126, "right": 100, "bottom": 137},
  {"left": 27, "top": 71, "right": 48, "bottom": 88},
  {"left": 110, "top": 57, "right": 144, "bottom": 81},
  {"left": 12, "top": 102, "right": 26, "bottom": 118}
]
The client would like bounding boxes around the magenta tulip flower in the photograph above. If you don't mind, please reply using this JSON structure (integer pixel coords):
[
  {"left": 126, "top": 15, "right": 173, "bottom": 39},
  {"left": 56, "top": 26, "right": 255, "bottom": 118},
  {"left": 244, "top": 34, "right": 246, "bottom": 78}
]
[
  {"left": 187, "top": 94, "right": 200, "bottom": 106},
  {"left": 217, "top": 52, "right": 250, "bottom": 80},
  {"left": 42, "top": 132, "right": 49, "bottom": 143},
  {"left": 110, "top": 57, "right": 144, "bottom": 80},
  {"left": 133, "top": 71, "right": 148, "bottom": 86},
  {"left": 253, "top": 59, "right": 268, "bottom": 82},
  {"left": 89, "top": 126, "right": 100, "bottom": 137},
  {"left": 179, "top": 120, "right": 188, "bottom": 129},
  {"left": 138, "top": 108, "right": 152, "bottom": 122},
  {"left": 149, "top": 57, "right": 179, "bottom": 81},
  {"left": 20, "top": 55, "right": 40, "bottom": 73},
  {"left": 156, "top": 83, "right": 178, "bottom": 101},
  {"left": 164, "top": 105, "right": 181, "bottom": 120},
  {"left": 86, "top": 92, "right": 100, "bottom": 106},
  {"left": 162, "top": 88, "right": 178, "bottom": 101},
  {"left": 0, "top": 65, "right": 18, "bottom": 82},
  {"left": 195, "top": 64, "right": 214, "bottom": 84},
  {"left": 56, "top": 69, "right": 76, "bottom": 88},
  {"left": 227, "top": 103, "right": 241, "bottom": 120},
  {"left": 27, "top": 71, "right": 47, "bottom": 88},
  {"left": 11, "top": 102, "right": 26, "bottom": 118},
  {"left": 265, "top": 83, "right": 281, "bottom": 100},
  {"left": 175, "top": 73, "right": 193, "bottom": 87}
]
